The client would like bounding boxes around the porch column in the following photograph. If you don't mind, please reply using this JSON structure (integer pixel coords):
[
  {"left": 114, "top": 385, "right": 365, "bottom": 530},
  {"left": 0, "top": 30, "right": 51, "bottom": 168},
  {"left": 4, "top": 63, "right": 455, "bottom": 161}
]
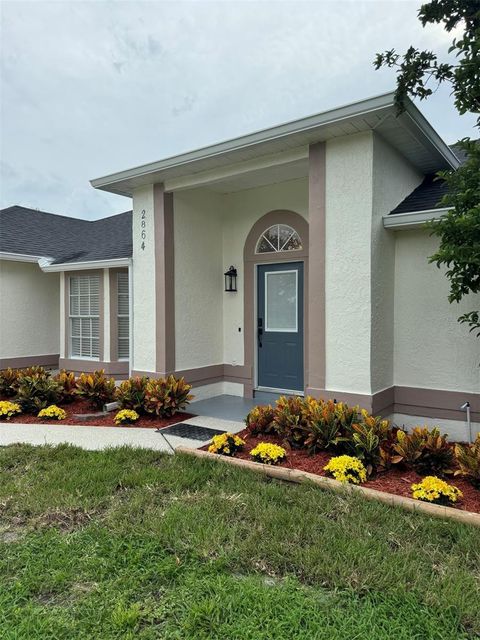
[
  {"left": 306, "top": 142, "right": 326, "bottom": 395},
  {"left": 153, "top": 184, "right": 175, "bottom": 375}
]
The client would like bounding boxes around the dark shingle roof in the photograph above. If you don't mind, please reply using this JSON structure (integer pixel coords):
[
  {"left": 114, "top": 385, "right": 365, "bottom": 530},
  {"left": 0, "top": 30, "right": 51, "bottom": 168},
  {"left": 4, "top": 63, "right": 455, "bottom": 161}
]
[
  {"left": 0, "top": 206, "right": 132, "bottom": 264},
  {"left": 389, "top": 175, "right": 449, "bottom": 215},
  {"left": 389, "top": 141, "right": 475, "bottom": 215}
]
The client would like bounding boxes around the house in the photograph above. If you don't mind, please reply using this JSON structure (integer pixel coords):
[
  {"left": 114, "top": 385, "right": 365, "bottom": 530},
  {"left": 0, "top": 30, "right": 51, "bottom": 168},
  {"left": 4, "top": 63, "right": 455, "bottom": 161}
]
[{"left": 1, "top": 92, "right": 478, "bottom": 439}]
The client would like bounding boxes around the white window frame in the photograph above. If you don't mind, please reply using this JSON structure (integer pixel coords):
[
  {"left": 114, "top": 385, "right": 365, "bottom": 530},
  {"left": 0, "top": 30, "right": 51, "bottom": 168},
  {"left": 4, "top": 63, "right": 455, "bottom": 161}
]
[
  {"left": 69, "top": 274, "right": 100, "bottom": 360},
  {"left": 264, "top": 269, "right": 298, "bottom": 333},
  {"left": 117, "top": 272, "right": 129, "bottom": 361}
]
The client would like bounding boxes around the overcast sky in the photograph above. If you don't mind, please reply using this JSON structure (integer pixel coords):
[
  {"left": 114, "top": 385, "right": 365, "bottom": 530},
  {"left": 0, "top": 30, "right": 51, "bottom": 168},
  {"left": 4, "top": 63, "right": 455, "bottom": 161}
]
[{"left": 1, "top": 0, "right": 477, "bottom": 220}]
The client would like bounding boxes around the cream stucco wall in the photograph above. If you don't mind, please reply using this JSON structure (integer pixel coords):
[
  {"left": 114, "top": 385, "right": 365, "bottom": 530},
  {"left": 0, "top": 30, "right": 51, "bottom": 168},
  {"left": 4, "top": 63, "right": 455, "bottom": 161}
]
[
  {"left": 394, "top": 230, "right": 480, "bottom": 393},
  {"left": 131, "top": 186, "right": 156, "bottom": 372},
  {"left": 221, "top": 178, "right": 309, "bottom": 367},
  {"left": 173, "top": 189, "right": 224, "bottom": 370},
  {"left": 0, "top": 260, "right": 60, "bottom": 358},
  {"left": 325, "top": 132, "right": 374, "bottom": 394},
  {"left": 371, "top": 133, "right": 423, "bottom": 393}
]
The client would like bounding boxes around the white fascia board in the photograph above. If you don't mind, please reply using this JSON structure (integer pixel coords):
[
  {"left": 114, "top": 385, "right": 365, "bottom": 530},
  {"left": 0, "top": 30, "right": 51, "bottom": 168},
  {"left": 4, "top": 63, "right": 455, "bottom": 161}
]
[
  {"left": 90, "top": 92, "right": 397, "bottom": 193},
  {"left": 383, "top": 207, "right": 450, "bottom": 230},
  {"left": 0, "top": 251, "right": 48, "bottom": 263},
  {"left": 400, "top": 105, "right": 460, "bottom": 169},
  {"left": 40, "top": 257, "right": 131, "bottom": 272}
]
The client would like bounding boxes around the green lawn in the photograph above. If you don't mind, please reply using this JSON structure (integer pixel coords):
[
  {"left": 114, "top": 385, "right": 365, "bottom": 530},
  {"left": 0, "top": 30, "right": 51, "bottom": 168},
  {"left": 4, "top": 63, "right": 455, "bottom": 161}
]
[{"left": 0, "top": 445, "right": 479, "bottom": 639}]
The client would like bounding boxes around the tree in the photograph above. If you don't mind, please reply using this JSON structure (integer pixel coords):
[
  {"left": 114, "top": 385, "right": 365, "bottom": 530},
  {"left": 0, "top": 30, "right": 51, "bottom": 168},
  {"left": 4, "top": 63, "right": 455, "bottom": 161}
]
[{"left": 374, "top": 0, "right": 480, "bottom": 336}]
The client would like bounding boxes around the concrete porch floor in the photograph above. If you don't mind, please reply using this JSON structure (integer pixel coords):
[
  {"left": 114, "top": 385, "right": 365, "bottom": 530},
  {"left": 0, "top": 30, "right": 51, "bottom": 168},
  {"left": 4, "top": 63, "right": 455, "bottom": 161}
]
[{"left": 189, "top": 391, "right": 286, "bottom": 423}]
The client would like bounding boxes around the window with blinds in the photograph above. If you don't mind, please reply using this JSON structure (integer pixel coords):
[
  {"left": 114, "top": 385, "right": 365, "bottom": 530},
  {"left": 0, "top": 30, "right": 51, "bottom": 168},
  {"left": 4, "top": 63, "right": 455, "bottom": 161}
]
[
  {"left": 117, "top": 272, "right": 129, "bottom": 360},
  {"left": 69, "top": 275, "right": 100, "bottom": 359}
]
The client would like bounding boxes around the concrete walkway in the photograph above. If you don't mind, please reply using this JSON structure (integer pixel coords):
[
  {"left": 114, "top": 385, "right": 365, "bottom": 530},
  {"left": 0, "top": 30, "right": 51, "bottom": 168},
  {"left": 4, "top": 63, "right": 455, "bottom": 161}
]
[{"left": 0, "top": 415, "right": 244, "bottom": 452}]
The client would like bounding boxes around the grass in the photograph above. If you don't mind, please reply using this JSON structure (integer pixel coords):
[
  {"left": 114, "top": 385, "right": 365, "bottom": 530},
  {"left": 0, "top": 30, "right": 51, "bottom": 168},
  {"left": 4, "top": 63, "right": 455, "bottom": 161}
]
[{"left": 0, "top": 444, "right": 479, "bottom": 639}]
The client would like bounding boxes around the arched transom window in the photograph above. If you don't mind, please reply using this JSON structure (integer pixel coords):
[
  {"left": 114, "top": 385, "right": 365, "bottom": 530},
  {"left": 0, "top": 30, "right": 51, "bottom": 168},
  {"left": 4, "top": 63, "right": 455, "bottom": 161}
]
[{"left": 255, "top": 224, "right": 302, "bottom": 254}]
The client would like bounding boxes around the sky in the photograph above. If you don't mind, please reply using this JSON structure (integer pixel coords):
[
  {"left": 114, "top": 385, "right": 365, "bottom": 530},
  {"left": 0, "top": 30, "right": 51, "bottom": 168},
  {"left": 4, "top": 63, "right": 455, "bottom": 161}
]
[{"left": 0, "top": 0, "right": 477, "bottom": 220}]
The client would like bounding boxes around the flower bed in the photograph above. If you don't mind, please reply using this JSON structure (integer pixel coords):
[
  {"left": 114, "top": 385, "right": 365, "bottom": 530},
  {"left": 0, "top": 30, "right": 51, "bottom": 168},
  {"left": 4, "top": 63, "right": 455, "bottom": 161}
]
[
  {"left": 0, "top": 398, "right": 194, "bottom": 428},
  {"left": 225, "top": 431, "right": 480, "bottom": 514},
  {"left": 0, "top": 367, "right": 195, "bottom": 429},
  {"left": 203, "top": 396, "right": 480, "bottom": 515}
]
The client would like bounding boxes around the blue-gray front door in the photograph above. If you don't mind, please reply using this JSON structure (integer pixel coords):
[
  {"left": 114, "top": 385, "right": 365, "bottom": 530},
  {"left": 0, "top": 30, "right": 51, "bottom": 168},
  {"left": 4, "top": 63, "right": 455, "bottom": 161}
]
[{"left": 257, "top": 262, "right": 304, "bottom": 392}]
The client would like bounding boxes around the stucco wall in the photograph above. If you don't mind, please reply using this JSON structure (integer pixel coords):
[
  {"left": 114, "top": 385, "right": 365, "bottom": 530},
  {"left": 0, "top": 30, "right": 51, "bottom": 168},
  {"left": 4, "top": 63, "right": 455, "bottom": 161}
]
[
  {"left": 131, "top": 185, "right": 156, "bottom": 372},
  {"left": 371, "top": 133, "right": 423, "bottom": 393},
  {"left": 221, "top": 178, "right": 309, "bottom": 367},
  {"left": 325, "top": 132, "right": 373, "bottom": 394},
  {"left": 173, "top": 189, "right": 224, "bottom": 370},
  {"left": 394, "top": 230, "right": 480, "bottom": 393},
  {"left": 0, "top": 260, "right": 60, "bottom": 359}
]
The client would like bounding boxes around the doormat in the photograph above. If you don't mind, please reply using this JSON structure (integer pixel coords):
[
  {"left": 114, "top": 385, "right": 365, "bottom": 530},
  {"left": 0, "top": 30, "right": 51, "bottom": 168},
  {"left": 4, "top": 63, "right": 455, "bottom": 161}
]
[{"left": 159, "top": 422, "right": 226, "bottom": 441}]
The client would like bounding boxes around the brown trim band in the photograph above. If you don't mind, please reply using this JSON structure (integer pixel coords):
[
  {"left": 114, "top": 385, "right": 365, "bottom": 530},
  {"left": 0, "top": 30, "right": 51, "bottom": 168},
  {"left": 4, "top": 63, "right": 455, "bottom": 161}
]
[
  {"left": 153, "top": 185, "right": 175, "bottom": 374},
  {"left": 131, "top": 363, "right": 252, "bottom": 389},
  {"left": 58, "top": 358, "right": 129, "bottom": 378},
  {"left": 0, "top": 354, "right": 60, "bottom": 370},
  {"left": 243, "top": 210, "right": 309, "bottom": 397},
  {"left": 307, "top": 385, "right": 479, "bottom": 423},
  {"left": 307, "top": 142, "right": 326, "bottom": 392}
]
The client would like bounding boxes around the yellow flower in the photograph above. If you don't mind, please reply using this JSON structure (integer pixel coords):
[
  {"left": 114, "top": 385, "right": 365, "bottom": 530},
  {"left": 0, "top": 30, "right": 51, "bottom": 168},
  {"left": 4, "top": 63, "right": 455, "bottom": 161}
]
[
  {"left": 38, "top": 405, "right": 67, "bottom": 420},
  {"left": 324, "top": 455, "right": 367, "bottom": 484},
  {"left": 114, "top": 409, "right": 139, "bottom": 425},
  {"left": 0, "top": 400, "right": 22, "bottom": 420},
  {"left": 208, "top": 432, "right": 245, "bottom": 456},
  {"left": 250, "top": 442, "right": 286, "bottom": 465},
  {"left": 411, "top": 476, "right": 462, "bottom": 505}
]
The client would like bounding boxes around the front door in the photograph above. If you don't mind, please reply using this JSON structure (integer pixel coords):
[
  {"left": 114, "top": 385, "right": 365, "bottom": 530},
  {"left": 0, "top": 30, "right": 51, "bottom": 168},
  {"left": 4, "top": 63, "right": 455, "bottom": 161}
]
[{"left": 257, "top": 262, "right": 304, "bottom": 392}]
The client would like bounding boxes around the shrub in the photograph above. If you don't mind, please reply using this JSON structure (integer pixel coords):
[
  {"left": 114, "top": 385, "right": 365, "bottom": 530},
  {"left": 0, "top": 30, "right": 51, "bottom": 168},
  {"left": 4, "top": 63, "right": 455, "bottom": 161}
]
[
  {"left": 411, "top": 476, "right": 462, "bottom": 506},
  {"left": 304, "top": 399, "right": 347, "bottom": 454},
  {"left": 76, "top": 370, "right": 116, "bottom": 409},
  {"left": 208, "top": 432, "right": 245, "bottom": 456},
  {"left": 349, "top": 411, "right": 391, "bottom": 476},
  {"left": 144, "top": 375, "right": 193, "bottom": 417},
  {"left": 392, "top": 426, "right": 454, "bottom": 476},
  {"left": 114, "top": 409, "right": 139, "bottom": 426},
  {"left": 455, "top": 434, "right": 480, "bottom": 488},
  {"left": 324, "top": 455, "right": 367, "bottom": 484},
  {"left": 415, "top": 427, "right": 455, "bottom": 476},
  {"left": 55, "top": 370, "right": 77, "bottom": 404},
  {"left": 15, "top": 375, "right": 62, "bottom": 413},
  {"left": 245, "top": 404, "right": 276, "bottom": 435},
  {"left": 0, "top": 400, "right": 21, "bottom": 420},
  {"left": 274, "top": 395, "right": 311, "bottom": 448},
  {"left": 38, "top": 405, "right": 67, "bottom": 421},
  {"left": 116, "top": 377, "right": 148, "bottom": 413},
  {"left": 0, "top": 368, "right": 19, "bottom": 397},
  {"left": 250, "top": 442, "right": 286, "bottom": 465}
]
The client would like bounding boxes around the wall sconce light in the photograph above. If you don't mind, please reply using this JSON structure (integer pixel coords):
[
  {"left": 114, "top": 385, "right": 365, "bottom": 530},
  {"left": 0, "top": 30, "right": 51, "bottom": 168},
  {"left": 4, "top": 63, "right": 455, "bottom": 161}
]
[{"left": 224, "top": 266, "right": 238, "bottom": 292}]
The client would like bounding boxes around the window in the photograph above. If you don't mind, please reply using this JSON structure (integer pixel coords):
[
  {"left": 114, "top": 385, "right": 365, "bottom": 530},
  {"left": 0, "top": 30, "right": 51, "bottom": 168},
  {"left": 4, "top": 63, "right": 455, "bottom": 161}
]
[
  {"left": 117, "top": 272, "right": 129, "bottom": 360},
  {"left": 265, "top": 270, "right": 298, "bottom": 332},
  {"left": 255, "top": 224, "right": 302, "bottom": 254},
  {"left": 69, "top": 275, "right": 100, "bottom": 359}
]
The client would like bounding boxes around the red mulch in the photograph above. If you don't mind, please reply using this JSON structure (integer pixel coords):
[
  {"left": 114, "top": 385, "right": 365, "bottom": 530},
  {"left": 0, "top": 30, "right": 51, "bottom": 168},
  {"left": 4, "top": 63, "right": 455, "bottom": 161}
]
[
  {"left": 203, "top": 429, "right": 480, "bottom": 515},
  {"left": 2, "top": 398, "right": 194, "bottom": 429}
]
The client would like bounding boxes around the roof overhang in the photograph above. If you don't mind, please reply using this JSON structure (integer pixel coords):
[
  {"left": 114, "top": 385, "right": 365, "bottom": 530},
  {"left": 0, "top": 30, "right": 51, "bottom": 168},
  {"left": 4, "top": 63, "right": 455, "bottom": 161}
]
[
  {"left": 40, "top": 257, "right": 132, "bottom": 272},
  {"left": 91, "top": 92, "right": 459, "bottom": 197},
  {"left": 383, "top": 207, "right": 450, "bottom": 230},
  {"left": 0, "top": 251, "right": 47, "bottom": 263}
]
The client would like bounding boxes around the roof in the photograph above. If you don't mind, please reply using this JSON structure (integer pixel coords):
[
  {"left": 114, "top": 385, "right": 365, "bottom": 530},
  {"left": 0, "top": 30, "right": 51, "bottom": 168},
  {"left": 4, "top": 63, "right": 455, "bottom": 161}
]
[
  {"left": 91, "top": 92, "right": 459, "bottom": 197},
  {"left": 0, "top": 206, "right": 132, "bottom": 265},
  {"left": 389, "top": 141, "right": 475, "bottom": 215}
]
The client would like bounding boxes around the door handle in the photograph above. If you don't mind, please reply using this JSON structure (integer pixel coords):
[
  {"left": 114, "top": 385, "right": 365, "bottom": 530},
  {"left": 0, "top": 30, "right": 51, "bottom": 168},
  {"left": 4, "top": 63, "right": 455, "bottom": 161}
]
[{"left": 258, "top": 325, "right": 263, "bottom": 348}]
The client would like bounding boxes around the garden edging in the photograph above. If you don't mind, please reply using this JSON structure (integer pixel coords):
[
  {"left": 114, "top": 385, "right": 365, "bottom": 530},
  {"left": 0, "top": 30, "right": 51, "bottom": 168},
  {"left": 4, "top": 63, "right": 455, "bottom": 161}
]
[{"left": 176, "top": 446, "right": 480, "bottom": 528}]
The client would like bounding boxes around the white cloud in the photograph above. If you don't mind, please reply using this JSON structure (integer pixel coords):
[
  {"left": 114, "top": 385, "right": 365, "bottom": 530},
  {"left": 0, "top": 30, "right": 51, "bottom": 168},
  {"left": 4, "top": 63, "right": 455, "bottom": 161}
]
[{"left": 0, "top": 0, "right": 477, "bottom": 219}]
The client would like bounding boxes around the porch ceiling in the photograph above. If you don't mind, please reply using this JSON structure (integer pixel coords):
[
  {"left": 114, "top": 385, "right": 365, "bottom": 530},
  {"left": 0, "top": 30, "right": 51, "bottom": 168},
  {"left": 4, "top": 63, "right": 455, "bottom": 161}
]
[{"left": 91, "top": 92, "right": 459, "bottom": 197}]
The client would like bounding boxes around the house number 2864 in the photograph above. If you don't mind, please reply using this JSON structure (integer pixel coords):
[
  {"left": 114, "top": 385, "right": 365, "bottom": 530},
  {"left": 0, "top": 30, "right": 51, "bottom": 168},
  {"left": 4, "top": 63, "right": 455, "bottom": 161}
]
[{"left": 140, "top": 209, "right": 146, "bottom": 250}]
